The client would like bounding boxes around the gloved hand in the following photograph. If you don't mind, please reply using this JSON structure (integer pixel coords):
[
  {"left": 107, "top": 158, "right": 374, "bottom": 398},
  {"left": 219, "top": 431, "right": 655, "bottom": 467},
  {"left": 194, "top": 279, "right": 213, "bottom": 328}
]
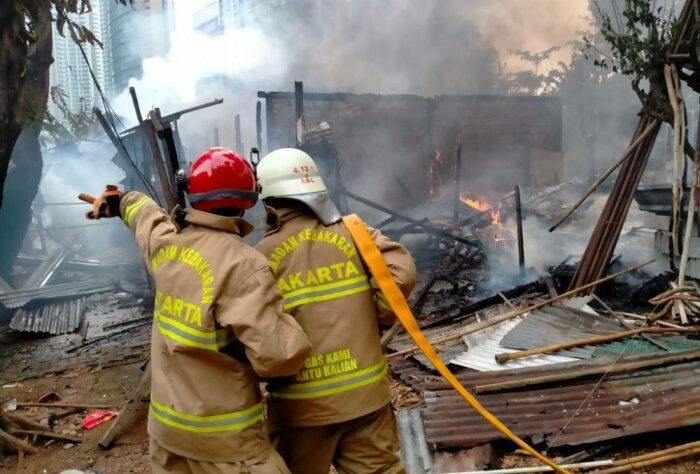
[{"left": 80, "top": 185, "right": 124, "bottom": 219}]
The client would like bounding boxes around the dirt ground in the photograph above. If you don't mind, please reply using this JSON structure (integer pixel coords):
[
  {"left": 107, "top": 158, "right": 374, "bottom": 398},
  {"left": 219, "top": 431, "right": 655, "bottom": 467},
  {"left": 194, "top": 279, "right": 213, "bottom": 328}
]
[
  {"left": 0, "top": 362, "right": 149, "bottom": 474},
  {"left": 1, "top": 361, "right": 699, "bottom": 473}
]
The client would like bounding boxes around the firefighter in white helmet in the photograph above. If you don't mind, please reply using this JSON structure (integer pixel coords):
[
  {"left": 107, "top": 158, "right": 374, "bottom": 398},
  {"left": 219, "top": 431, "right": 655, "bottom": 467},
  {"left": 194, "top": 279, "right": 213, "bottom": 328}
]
[{"left": 255, "top": 148, "right": 416, "bottom": 474}]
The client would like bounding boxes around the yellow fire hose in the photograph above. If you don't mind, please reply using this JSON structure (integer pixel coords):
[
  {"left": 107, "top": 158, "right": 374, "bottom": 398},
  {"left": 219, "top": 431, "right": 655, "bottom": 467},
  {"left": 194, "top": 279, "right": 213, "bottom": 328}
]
[{"left": 342, "top": 214, "right": 569, "bottom": 474}]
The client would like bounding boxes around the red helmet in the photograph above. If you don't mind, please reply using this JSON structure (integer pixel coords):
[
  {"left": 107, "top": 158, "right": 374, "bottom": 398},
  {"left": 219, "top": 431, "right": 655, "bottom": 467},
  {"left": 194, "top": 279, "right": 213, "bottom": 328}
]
[{"left": 186, "top": 147, "right": 258, "bottom": 212}]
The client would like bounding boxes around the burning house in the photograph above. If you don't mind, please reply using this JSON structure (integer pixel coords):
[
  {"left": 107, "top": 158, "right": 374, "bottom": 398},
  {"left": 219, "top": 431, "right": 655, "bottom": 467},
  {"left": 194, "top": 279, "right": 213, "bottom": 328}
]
[{"left": 258, "top": 89, "right": 563, "bottom": 205}]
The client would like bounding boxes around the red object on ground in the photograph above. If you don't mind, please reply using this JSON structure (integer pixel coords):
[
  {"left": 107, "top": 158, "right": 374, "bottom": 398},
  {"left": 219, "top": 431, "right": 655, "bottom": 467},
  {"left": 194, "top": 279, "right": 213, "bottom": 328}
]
[{"left": 81, "top": 409, "right": 118, "bottom": 430}]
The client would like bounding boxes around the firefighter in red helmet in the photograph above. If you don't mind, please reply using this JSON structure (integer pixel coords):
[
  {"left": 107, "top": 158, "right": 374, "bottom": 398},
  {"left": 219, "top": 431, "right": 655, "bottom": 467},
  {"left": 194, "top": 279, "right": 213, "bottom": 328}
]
[{"left": 83, "top": 147, "right": 311, "bottom": 474}]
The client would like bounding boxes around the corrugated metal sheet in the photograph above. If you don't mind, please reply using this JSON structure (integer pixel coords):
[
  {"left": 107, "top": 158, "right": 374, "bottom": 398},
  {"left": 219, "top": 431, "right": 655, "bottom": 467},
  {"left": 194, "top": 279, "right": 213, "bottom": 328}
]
[
  {"left": 0, "top": 280, "right": 113, "bottom": 309},
  {"left": 499, "top": 305, "right": 626, "bottom": 358},
  {"left": 10, "top": 297, "right": 86, "bottom": 334},
  {"left": 388, "top": 304, "right": 512, "bottom": 369},
  {"left": 450, "top": 316, "right": 579, "bottom": 371},
  {"left": 421, "top": 351, "right": 700, "bottom": 448},
  {"left": 398, "top": 408, "right": 433, "bottom": 474}
]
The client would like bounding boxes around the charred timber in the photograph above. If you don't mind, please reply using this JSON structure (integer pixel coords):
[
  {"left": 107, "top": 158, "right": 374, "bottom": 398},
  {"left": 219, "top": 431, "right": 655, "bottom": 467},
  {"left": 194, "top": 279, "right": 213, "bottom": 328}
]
[{"left": 341, "top": 189, "right": 481, "bottom": 248}]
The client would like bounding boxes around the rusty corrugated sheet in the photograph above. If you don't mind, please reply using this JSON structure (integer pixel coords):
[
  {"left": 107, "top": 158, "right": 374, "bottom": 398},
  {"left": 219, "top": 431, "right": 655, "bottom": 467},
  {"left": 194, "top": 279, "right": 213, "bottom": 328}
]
[
  {"left": 421, "top": 351, "right": 700, "bottom": 448},
  {"left": 10, "top": 297, "right": 86, "bottom": 334}
]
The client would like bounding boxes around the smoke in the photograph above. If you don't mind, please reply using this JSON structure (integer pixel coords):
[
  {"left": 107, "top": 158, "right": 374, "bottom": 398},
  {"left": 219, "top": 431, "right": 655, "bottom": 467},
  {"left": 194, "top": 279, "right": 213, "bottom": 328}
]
[
  {"left": 479, "top": 193, "right": 666, "bottom": 295},
  {"left": 109, "top": 1, "right": 513, "bottom": 161},
  {"left": 103, "top": 0, "right": 665, "bottom": 276},
  {"left": 37, "top": 141, "right": 134, "bottom": 257},
  {"left": 468, "top": 0, "right": 590, "bottom": 74},
  {"left": 111, "top": 22, "right": 286, "bottom": 161}
]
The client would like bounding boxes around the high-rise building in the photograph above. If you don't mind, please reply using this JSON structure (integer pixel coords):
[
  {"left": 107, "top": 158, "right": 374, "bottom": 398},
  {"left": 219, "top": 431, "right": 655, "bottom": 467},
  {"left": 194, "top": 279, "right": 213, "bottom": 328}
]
[
  {"left": 108, "top": 0, "right": 174, "bottom": 96},
  {"left": 49, "top": 0, "right": 109, "bottom": 118}
]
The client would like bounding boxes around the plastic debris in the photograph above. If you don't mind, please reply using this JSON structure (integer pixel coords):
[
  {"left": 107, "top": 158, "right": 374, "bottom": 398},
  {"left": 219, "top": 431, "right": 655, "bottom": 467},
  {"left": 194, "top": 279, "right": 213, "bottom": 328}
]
[
  {"left": 2, "top": 382, "right": 23, "bottom": 388},
  {"left": 81, "top": 409, "right": 118, "bottom": 430},
  {"left": 5, "top": 398, "right": 17, "bottom": 411}
]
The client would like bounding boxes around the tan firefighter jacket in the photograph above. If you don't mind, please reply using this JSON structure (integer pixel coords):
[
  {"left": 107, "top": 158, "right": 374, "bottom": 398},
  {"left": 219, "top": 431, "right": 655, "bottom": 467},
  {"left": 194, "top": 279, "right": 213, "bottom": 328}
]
[
  {"left": 256, "top": 206, "right": 416, "bottom": 426},
  {"left": 119, "top": 192, "right": 312, "bottom": 463}
]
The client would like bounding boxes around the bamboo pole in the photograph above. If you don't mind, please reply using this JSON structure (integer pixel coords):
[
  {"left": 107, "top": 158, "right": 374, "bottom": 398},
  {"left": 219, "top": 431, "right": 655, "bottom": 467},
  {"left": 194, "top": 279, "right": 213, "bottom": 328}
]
[
  {"left": 548, "top": 120, "right": 659, "bottom": 233},
  {"left": 494, "top": 327, "right": 700, "bottom": 363},
  {"left": 9, "top": 429, "right": 81, "bottom": 443},
  {"left": 445, "top": 459, "right": 613, "bottom": 474},
  {"left": 475, "top": 348, "right": 700, "bottom": 394},
  {"left": 596, "top": 442, "right": 700, "bottom": 473},
  {"left": 613, "top": 311, "right": 684, "bottom": 329},
  {"left": 679, "top": 94, "right": 700, "bottom": 288},
  {"left": 387, "top": 259, "right": 654, "bottom": 359},
  {"left": 15, "top": 402, "right": 111, "bottom": 409},
  {"left": 665, "top": 65, "right": 684, "bottom": 258},
  {"left": 591, "top": 294, "right": 670, "bottom": 351}
]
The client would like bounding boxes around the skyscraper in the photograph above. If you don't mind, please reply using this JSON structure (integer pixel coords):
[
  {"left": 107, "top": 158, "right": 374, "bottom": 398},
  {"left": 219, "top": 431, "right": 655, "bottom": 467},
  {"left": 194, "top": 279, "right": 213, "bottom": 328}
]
[
  {"left": 108, "top": 0, "right": 174, "bottom": 96},
  {"left": 49, "top": 0, "right": 109, "bottom": 118}
]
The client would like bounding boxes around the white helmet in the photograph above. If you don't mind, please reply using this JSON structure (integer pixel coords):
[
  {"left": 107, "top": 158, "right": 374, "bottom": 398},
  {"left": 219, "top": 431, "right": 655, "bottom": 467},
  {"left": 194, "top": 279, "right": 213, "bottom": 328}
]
[{"left": 257, "top": 148, "right": 341, "bottom": 225}]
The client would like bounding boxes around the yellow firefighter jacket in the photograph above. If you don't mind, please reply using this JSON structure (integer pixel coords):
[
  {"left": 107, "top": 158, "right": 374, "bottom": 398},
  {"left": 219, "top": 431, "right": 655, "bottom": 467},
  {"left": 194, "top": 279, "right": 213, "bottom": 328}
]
[
  {"left": 119, "top": 192, "right": 312, "bottom": 463},
  {"left": 256, "top": 206, "right": 416, "bottom": 426}
]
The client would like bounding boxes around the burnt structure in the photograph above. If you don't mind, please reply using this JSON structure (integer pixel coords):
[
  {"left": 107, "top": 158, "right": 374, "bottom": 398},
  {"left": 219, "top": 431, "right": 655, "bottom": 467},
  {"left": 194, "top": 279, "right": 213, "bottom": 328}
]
[{"left": 258, "top": 91, "right": 563, "bottom": 203}]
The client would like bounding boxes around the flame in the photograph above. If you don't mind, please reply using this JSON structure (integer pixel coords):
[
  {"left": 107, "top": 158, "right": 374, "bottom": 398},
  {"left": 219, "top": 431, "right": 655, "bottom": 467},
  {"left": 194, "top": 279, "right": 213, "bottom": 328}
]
[
  {"left": 461, "top": 191, "right": 510, "bottom": 244},
  {"left": 460, "top": 193, "right": 491, "bottom": 212}
]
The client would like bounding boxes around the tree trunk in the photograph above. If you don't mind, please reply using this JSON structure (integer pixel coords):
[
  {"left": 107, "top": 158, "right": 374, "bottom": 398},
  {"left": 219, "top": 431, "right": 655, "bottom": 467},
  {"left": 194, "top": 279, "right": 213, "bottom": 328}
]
[
  {"left": 0, "top": 3, "right": 53, "bottom": 281},
  {"left": 0, "top": 3, "right": 27, "bottom": 210}
]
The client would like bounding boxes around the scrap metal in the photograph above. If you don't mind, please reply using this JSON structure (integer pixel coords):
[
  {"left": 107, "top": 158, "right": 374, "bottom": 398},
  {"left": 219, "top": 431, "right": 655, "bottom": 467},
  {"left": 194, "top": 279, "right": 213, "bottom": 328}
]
[
  {"left": 421, "top": 351, "right": 700, "bottom": 448},
  {"left": 0, "top": 280, "right": 113, "bottom": 309},
  {"left": 21, "top": 231, "right": 82, "bottom": 289},
  {"left": 10, "top": 297, "right": 86, "bottom": 335}
]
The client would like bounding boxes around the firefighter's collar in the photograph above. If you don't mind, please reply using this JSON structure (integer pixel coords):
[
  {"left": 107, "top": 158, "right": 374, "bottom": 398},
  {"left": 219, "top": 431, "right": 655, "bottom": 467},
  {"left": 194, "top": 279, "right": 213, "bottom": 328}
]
[
  {"left": 263, "top": 206, "right": 308, "bottom": 234},
  {"left": 183, "top": 208, "right": 254, "bottom": 236}
]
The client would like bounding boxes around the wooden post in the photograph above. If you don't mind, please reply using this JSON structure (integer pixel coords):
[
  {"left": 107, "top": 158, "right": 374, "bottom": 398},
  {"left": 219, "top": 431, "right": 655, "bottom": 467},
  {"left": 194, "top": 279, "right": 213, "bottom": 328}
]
[
  {"left": 129, "top": 87, "right": 144, "bottom": 124},
  {"left": 256, "top": 100, "right": 263, "bottom": 153},
  {"left": 453, "top": 140, "right": 463, "bottom": 224},
  {"left": 234, "top": 114, "right": 244, "bottom": 154},
  {"left": 515, "top": 185, "right": 525, "bottom": 270},
  {"left": 295, "top": 81, "right": 304, "bottom": 147},
  {"left": 98, "top": 364, "right": 151, "bottom": 449},
  {"left": 143, "top": 119, "right": 177, "bottom": 211}
]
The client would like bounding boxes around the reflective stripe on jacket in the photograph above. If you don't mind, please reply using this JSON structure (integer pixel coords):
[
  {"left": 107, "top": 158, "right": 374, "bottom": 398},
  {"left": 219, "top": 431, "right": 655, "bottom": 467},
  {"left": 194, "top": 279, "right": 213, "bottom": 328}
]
[
  {"left": 256, "top": 206, "right": 416, "bottom": 426},
  {"left": 120, "top": 192, "right": 311, "bottom": 462}
]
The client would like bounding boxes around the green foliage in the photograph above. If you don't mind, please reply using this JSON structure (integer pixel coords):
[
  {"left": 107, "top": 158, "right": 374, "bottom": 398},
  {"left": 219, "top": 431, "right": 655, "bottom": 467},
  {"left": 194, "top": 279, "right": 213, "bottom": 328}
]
[
  {"left": 585, "top": 0, "right": 680, "bottom": 79},
  {"left": 14, "top": 1, "right": 134, "bottom": 52}
]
